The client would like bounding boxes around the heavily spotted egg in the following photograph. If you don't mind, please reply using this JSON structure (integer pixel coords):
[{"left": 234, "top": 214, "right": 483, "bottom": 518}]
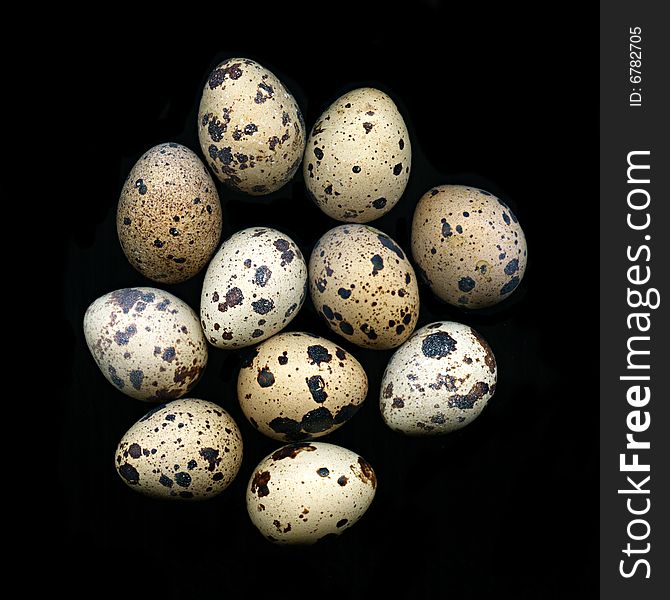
[
  {"left": 411, "top": 185, "right": 528, "bottom": 308},
  {"left": 380, "top": 321, "right": 497, "bottom": 435},
  {"left": 117, "top": 142, "right": 222, "bottom": 284},
  {"left": 198, "top": 57, "right": 306, "bottom": 195},
  {"left": 83, "top": 288, "right": 207, "bottom": 402},
  {"left": 238, "top": 332, "right": 368, "bottom": 441},
  {"left": 200, "top": 227, "right": 308, "bottom": 348},
  {"left": 309, "top": 224, "right": 420, "bottom": 349},
  {"left": 303, "top": 87, "right": 411, "bottom": 222},
  {"left": 115, "top": 399, "right": 243, "bottom": 500},
  {"left": 246, "top": 442, "right": 376, "bottom": 544}
]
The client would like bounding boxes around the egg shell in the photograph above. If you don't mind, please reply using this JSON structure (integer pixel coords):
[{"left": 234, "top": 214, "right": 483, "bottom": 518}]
[
  {"left": 238, "top": 332, "right": 368, "bottom": 441},
  {"left": 380, "top": 321, "right": 497, "bottom": 435},
  {"left": 117, "top": 143, "right": 222, "bottom": 284},
  {"left": 246, "top": 442, "right": 376, "bottom": 545},
  {"left": 200, "top": 227, "right": 308, "bottom": 348},
  {"left": 83, "top": 287, "right": 207, "bottom": 401},
  {"left": 198, "top": 57, "right": 306, "bottom": 195},
  {"left": 411, "top": 185, "right": 527, "bottom": 308},
  {"left": 303, "top": 88, "right": 411, "bottom": 223},
  {"left": 115, "top": 399, "right": 243, "bottom": 500},
  {"left": 309, "top": 224, "right": 420, "bottom": 349}
]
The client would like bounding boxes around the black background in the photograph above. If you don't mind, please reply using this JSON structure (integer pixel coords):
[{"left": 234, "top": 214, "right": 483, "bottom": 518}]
[{"left": 54, "top": 4, "right": 598, "bottom": 598}]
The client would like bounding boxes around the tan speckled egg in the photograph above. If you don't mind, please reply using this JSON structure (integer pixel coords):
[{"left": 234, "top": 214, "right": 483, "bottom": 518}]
[
  {"left": 380, "top": 321, "right": 497, "bottom": 435},
  {"left": 303, "top": 88, "right": 411, "bottom": 223},
  {"left": 115, "top": 399, "right": 243, "bottom": 500},
  {"left": 83, "top": 288, "right": 207, "bottom": 402},
  {"left": 309, "top": 225, "right": 419, "bottom": 349},
  {"left": 246, "top": 442, "right": 376, "bottom": 545},
  {"left": 117, "top": 142, "right": 222, "bottom": 284},
  {"left": 198, "top": 58, "right": 306, "bottom": 195},
  {"left": 238, "top": 332, "right": 368, "bottom": 441},
  {"left": 200, "top": 227, "right": 308, "bottom": 348},
  {"left": 411, "top": 185, "right": 527, "bottom": 308}
]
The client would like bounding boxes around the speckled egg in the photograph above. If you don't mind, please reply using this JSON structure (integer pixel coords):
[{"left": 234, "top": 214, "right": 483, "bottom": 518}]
[
  {"left": 380, "top": 321, "right": 497, "bottom": 435},
  {"left": 83, "top": 288, "right": 207, "bottom": 401},
  {"left": 198, "top": 57, "right": 306, "bottom": 195},
  {"left": 238, "top": 332, "right": 368, "bottom": 441},
  {"left": 303, "top": 88, "right": 411, "bottom": 223},
  {"left": 246, "top": 442, "right": 376, "bottom": 545},
  {"left": 117, "top": 142, "right": 222, "bottom": 284},
  {"left": 115, "top": 399, "right": 243, "bottom": 500},
  {"left": 200, "top": 227, "right": 308, "bottom": 348},
  {"left": 309, "top": 224, "right": 419, "bottom": 349},
  {"left": 411, "top": 185, "right": 527, "bottom": 308}
]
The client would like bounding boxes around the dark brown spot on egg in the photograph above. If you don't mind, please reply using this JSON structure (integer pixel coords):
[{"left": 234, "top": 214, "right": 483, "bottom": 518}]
[
  {"left": 251, "top": 298, "right": 274, "bottom": 315},
  {"left": 305, "top": 375, "right": 328, "bottom": 403},
  {"left": 301, "top": 407, "right": 334, "bottom": 433},
  {"left": 428, "top": 373, "right": 458, "bottom": 392},
  {"left": 199, "top": 447, "right": 220, "bottom": 471},
  {"left": 273, "top": 239, "right": 295, "bottom": 265},
  {"left": 339, "top": 322, "right": 354, "bottom": 336},
  {"left": 306, "top": 345, "right": 332, "bottom": 365},
  {"left": 218, "top": 287, "right": 244, "bottom": 312},
  {"left": 251, "top": 471, "right": 271, "bottom": 497},
  {"left": 470, "top": 329, "right": 497, "bottom": 373},
  {"left": 173, "top": 364, "right": 202, "bottom": 385},
  {"left": 254, "top": 265, "right": 272, "bottom": 287},
  {"left": 118, "top": 463, "right": 140, "bottom": 485},
  {"left": 271, "top": 442, "right": 317, "bottom": 461},
  {"left": 127, "top": 443, "right": 142, "bottom": 459},
  {"left": 257, "top": 367, "right": 275, "bottom": 387},
  {"left": 421, "top": 332, "right": 457, "bottom": 358},
  {"left": 448, "top": 381, "right": 490, "bottom": 409},
  {"left": 355, "top": 456, "right": 376, "bottom": 488},
  {"left": 333, "top": 403, "right": 360, "bottom": 424}
]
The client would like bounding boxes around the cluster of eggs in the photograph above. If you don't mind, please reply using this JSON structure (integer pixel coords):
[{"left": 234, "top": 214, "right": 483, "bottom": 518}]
[{"left": 83, "top": 57, "right": 527, "bottom": 545}]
